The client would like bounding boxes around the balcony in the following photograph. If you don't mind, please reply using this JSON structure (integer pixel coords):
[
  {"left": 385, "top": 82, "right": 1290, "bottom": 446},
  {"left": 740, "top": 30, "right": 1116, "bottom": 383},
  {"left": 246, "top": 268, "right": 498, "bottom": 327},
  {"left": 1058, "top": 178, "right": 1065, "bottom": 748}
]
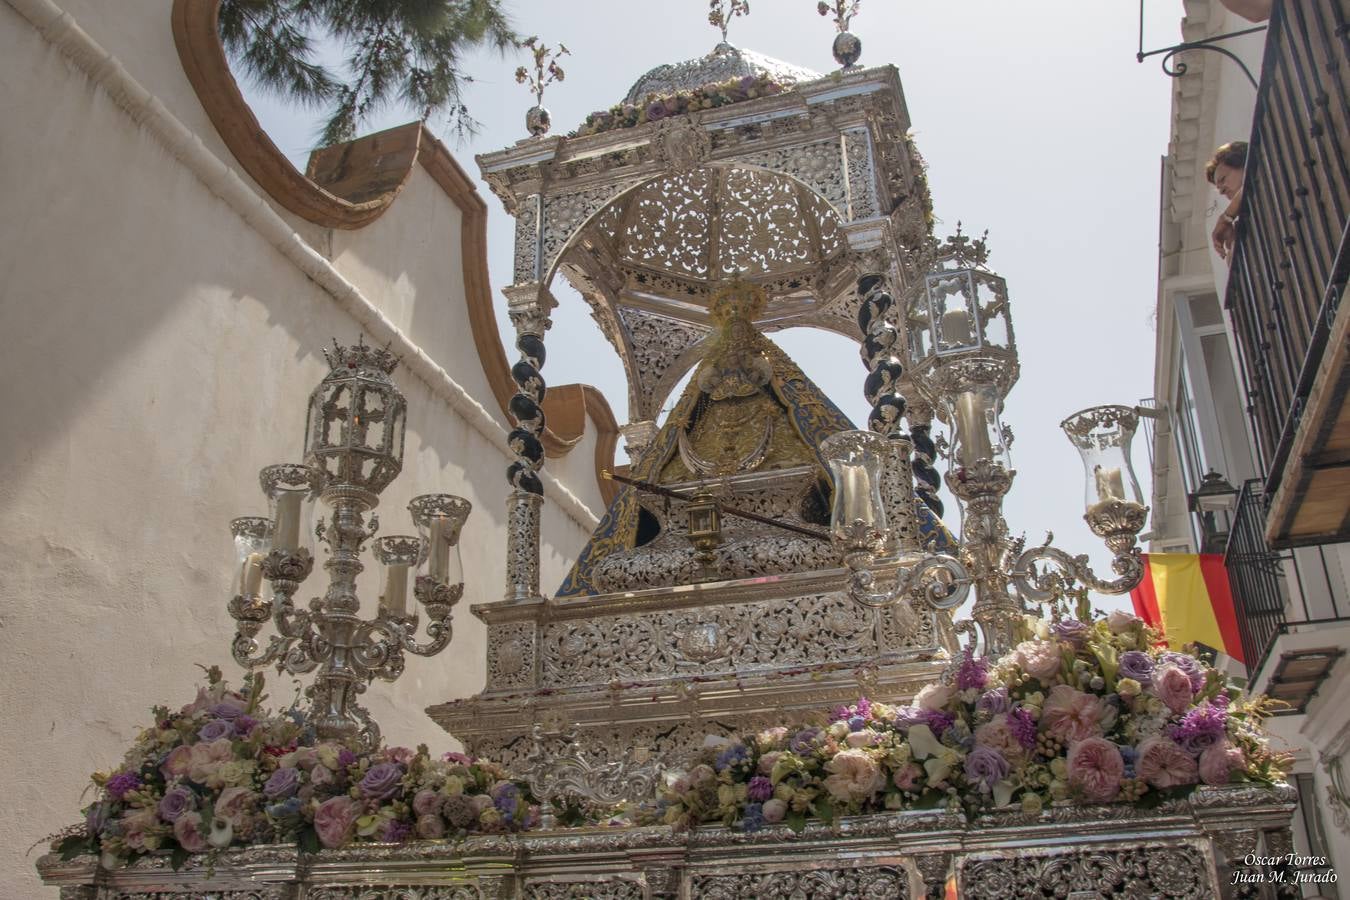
[
  {"left": 1226, "top": 479, "right": 1348, "bottom": 708},
  {"left": 1225, "top": 0, "right": 1350, "bottom": 548}
]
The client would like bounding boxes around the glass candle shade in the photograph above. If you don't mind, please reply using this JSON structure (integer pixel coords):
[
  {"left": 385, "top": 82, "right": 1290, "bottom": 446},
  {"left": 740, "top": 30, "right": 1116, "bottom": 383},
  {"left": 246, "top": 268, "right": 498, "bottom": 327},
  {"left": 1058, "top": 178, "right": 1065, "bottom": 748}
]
[
  {"left": 230, "top": 517, "right": 272, "bottom": 599},
  {"left": 925, "top": 270, "right": 980, "bottom": 354},
  {"left": 1061, "top": 405, "right": 1145, "bottom": 513},
  {"left": 373, "top": 535, "right": 424, "bottom": 617},
  {"left": 945, "top": 385, "right": 1011, "bottom": 469},
  {"left": 820, "top": 430, "right": 888, "bottom": 545},
  {"left": 408, "top": 494, "right": 472, "bottom": 586},
  {"left": 260, "top": 463, "right": 322, "bottom": 554}
]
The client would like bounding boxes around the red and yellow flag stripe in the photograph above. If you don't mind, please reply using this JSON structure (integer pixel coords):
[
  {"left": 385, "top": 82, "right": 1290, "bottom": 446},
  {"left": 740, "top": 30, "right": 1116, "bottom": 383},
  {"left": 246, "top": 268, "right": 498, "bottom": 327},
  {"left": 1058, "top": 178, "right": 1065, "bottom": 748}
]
[{"left": 1130, "top": 553, "right": 1244, "bottom": 664}]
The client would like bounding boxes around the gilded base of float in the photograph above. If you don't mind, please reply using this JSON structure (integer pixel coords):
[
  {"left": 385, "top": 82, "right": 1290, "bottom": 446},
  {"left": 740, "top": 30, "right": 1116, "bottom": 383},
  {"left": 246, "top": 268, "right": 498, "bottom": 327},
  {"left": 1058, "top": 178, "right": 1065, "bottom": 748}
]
[{"left": 38, "top": 784, "right": 1297, "bottom": 899}]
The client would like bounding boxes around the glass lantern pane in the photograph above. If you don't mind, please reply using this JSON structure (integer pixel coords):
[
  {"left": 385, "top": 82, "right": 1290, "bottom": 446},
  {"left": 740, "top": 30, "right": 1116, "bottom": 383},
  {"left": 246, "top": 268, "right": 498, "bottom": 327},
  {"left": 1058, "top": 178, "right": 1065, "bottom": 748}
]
[
  {"left": 974, "top": 275, "right": 1010, "bottom": 350},
  {"left": 926, "top": 270, "right": 979, "bottom": 353}
]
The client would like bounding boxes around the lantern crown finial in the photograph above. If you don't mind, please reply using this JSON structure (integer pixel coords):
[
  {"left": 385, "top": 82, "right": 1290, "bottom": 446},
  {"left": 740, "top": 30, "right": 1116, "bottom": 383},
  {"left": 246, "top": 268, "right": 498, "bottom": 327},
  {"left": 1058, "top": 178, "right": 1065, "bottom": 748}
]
[
  {"left": 322, "top": 336, "right": 398, "bottom": 377},
  {"left": 934, "top": 223, "right": 992, "bottom": 270}
]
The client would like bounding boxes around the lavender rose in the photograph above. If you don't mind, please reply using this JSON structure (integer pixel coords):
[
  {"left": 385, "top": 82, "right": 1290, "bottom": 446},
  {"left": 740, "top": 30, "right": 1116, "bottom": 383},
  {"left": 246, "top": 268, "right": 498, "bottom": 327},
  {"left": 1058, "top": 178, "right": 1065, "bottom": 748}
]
[
  {"left": 977, "top": 687, "right": 1011, "bottom": 717},
  {"left": 358, "top": 762, "right": 404, "bottom": 801},
  {"left": 263, "top": 767, "right": 301, "bottom": 800},
  {"left": 1117, "top": 651, "right": 1155, "bottom": 686},
  {"left": 1052, "top": 618, "right": 1091, "bottom": 647},
  {"left": 157, "top": 785, "right": 196, "bottom": 822},
  {"left": 198, "top": 719, "right": 234, "bottom": 742},
  {"left": 963, "top": 746, "right": 1010, "bottom": 793}
]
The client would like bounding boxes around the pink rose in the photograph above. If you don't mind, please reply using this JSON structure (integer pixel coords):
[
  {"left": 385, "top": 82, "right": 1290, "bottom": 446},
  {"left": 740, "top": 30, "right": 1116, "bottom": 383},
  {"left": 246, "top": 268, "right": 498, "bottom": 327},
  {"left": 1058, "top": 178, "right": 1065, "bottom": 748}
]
[
  {"left": 823, "top": 749, "right": 885, "bottom": 803},
  {"left": 915, "top": 683, "right": 955, "bottom": 711},
  {"left": 892, "top": 762, "right": 922, "bottom": 792},
  {"left": 1107, "top": 610, "right": 1143, "bottom": 634},
  {"left": 214, "top": 786, "right": 255, "bottom": 828},
  {"left": 762, "top": 798, "right": 787, "bottom": 823},
  {"left": 119, "top": 806, "right": 160, "bottom": 852},
  {"left": 313, "top": 796, "right": 358, "bottom": 849},
  {"left": 188, "top": 739, "right": 235, "bottom": 784},
  {"left": 845, "top": 730, "right": 878, "bottom": 749},
  {"left": 173, "top": 811, "right": 208, "bottom": 853},
  {"left": 758, "top": 751, "right": 782, "bottom": 776},
  {"left": 415, "top": 813, "right": 445, "bottom": 839},
  {"left": 384, "top": 746, "right": 416, "bottom": 766},
  {"left": 1136, "top": 737, "right": 1199, "bottom": 789},
  {"left": 1152, "top": 664, "right": 1195, "bottom": 715},
  {"left": 161, "top": 745, "right": 194, "bottom": 780},
  {"left": 974, "top": 715, "right": 1025, "bottom": 761},
  {"left": 1066, "top": 737, "right": 1124, "bottom": 802},
  {"left": 1199, "top": 741, "right": 1245, "bottom": 785},
  {"left": 1013, "top": 640, "right": 1063, "bottom": 683},
  {"left": 413, "top": 789, "right": 443, "bottom": 817},
  {"left": 1040, "top": 685, "right": 1108, "bottom": 744},
  {"left": 308, "top": 764, "right": 335, "bottom": 788},
  {"left": 468, "top": 795, "right": 495, "bottom": 816}
]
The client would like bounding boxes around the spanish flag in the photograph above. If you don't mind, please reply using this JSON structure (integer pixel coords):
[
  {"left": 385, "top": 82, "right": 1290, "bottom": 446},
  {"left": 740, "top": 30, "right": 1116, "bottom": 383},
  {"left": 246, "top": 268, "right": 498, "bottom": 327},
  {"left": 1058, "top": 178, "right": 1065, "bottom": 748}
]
[{"left": 1130, "top": 553, "right": 1244, "bottom": 664}]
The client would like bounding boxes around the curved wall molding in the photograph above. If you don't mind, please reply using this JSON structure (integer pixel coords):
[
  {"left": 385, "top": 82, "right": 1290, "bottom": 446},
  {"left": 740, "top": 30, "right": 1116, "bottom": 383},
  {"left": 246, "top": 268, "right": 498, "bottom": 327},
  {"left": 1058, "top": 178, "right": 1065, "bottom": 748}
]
[
  {"left": 169, "top": 0, "right": 618, "bottom": 490},
  {"left": 6, "top": 0, "right": 605, "bottom": 528}
]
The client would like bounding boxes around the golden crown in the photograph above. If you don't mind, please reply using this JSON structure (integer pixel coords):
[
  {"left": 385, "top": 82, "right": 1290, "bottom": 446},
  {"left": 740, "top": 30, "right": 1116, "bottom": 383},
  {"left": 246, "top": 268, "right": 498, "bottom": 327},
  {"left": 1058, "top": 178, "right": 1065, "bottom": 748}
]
[{"left": 708, "top": 277, "right": 767, "bottom": 327}]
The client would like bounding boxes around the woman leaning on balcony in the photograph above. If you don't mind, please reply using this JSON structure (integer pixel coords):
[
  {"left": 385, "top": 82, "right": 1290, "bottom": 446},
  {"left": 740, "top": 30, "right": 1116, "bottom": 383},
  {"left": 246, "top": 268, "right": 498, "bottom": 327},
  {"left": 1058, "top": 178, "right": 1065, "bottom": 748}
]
[{"left": 1207, "top": 141, "right": 1248, "bottom": 262}]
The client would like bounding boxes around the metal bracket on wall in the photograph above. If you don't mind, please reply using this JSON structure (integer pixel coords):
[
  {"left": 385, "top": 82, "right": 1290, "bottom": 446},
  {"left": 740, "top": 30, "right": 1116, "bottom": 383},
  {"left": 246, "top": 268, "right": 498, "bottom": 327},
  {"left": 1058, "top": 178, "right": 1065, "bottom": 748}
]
[{"left": 1137, "top": 0, "right": 1266, "bottom": 90}]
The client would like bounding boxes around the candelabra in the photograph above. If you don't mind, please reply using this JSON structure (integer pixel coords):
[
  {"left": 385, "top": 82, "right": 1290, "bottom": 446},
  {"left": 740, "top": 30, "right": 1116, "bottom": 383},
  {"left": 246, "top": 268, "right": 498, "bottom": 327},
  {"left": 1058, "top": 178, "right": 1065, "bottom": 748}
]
[
  {"left": 827, "top": 231, "right": 1148, "bottom": 657},
  {"left": 227, "top": 339, "right": 472, "bottom": 748}
]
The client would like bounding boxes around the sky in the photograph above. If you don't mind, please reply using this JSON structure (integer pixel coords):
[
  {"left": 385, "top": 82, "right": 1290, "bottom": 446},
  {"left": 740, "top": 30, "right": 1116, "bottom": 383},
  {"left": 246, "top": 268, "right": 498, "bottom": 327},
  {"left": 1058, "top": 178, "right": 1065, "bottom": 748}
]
[{"left": 244, "top": 0, "right": 1190, "bottom": 615}]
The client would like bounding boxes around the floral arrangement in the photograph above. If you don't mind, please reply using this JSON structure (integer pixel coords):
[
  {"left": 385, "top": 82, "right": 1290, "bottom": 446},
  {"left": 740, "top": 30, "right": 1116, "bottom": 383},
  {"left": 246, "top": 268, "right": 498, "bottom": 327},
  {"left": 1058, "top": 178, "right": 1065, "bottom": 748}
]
[
  {"left": 636, "top": 610, "right": 1288, "bottom": 832},
  {"left": 57, "top": 668, "right": 537, "bottom": 869},
  {"left": 572, "top": 73, "right": 786, "bottom": 138}
]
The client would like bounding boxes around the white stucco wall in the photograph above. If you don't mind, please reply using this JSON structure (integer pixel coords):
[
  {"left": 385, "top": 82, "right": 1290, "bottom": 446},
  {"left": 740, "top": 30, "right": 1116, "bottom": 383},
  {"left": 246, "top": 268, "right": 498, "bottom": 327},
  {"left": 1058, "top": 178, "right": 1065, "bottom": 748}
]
[{"left": 0, "top": 3, "right": 602, "bottom": 896}]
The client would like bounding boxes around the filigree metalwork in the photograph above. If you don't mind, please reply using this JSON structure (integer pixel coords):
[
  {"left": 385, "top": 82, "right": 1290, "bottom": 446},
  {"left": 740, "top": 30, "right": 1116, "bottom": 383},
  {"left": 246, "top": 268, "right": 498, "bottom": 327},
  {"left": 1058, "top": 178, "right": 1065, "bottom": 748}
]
[
  {"left": 959, "top": 843, "right": 1209, "bottom": 898},
  {"left": 521, "top": 724, "right": 660, "bottom": 811}
]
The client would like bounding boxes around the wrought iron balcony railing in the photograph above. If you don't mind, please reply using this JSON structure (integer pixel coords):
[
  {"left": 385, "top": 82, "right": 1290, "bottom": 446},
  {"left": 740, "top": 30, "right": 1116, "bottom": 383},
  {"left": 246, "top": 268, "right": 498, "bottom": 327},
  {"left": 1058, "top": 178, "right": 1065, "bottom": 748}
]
[
  {"left": 1225, "top": 0, "right": 1350, "bottom": 548},
  {"left": 1224, "top": 480, "right": 1289, "bottom": 676}
]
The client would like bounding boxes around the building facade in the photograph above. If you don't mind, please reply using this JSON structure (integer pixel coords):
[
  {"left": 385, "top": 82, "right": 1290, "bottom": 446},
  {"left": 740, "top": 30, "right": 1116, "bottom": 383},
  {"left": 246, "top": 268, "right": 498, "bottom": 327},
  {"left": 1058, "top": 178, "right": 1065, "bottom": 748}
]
[{"left": 1149, "top": 0, "right": 1350, "bottom": 888}]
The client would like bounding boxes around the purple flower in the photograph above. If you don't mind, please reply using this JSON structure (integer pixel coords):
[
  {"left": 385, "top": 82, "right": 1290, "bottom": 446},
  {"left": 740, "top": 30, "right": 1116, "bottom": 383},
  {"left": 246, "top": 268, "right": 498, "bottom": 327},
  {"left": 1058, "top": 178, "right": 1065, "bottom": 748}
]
[
  {"left": 747, "top": 776, "right": 773, "bottom": 802},
  {"left": 358, "top": 763, "right": 404, "bottom": 801},
  {"left": 1052, "top": 619, "right": 1091, "bottom": 647},
  {"left": 157, "top": 785, "right": 196, "bottom": 822},
  {"left": 1160, "top": 652, "right": 1207, "bottom": 691},
  {"left": 105, "top": 771, "right": 141, "bottom": 800},
  {"left": 714, "top": 743, "right": 750, "bottom": 773},
  {"left": 263, "top": 767, "right": 301, "bottom": 800},
  {"left": 964, "top": 746, "right": 1010, "bottom": 792},
  {"left": 234, "top": 715, "right": 257, "bottom": 737},
  {"left": 442, "top": 751, "right": 474, "bottom": 765},
  {"left": 211, "top": 701, "right": 245, "bottom": 720},
  {"left": 337, "top": 749, "right": 358, "bottom": 769},
  {"left": 85, "top": 800, "right": 113, "bottom": 836},
  {"left": 492, "top": 781, "right": 520, "bottom": 817},
  {"left": 1118, "top": 651, "right": 1155, "bottom": 686},
  {"left": 1119, "top": 745, "right": 1138, "bottom": 779},
  {"left": 847, "top": 715, "right": 867, "bottom": 732},
  {"left": 977, "top": 688, "right": 1011, "bottom": 717},
  {"left": 789, "top": 728, "right": 820, "bottom": 754},
  {"left": 646, "top": 100, "right": 668, "bottom": 121},
  {"left": 198, "top": 719, "right": 234, "bottom": 742},
  {"left": 266, "top": 796, "right": 302, "bottom": 819},
  {"left": 741, "top": 802, "right": 766, "bottom": 833},
  {"left": 738, "top": 74, "right": 758, "bottom": 90},
  {"left": 381, "top": 819, "right": 412, "bottom": 843},
  {"left": 956, "top": 648, "right": 990, "bottom": 691},
  {"left": 1008, "top": 707, "right": 1037, "bottom": 751},
  {"left": 442, "top": 794, "right": 475, "bottom": 828},
  {"left": 1170, "top": 703, "right": 1229, "bottom": 755}
]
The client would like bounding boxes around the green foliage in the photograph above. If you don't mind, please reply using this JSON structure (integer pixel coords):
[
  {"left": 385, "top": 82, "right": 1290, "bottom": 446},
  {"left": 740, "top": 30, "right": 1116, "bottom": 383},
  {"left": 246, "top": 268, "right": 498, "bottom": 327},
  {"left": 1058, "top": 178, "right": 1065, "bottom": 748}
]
[{"left": 218, "top": 0, "right": 517, "bottom": 146}]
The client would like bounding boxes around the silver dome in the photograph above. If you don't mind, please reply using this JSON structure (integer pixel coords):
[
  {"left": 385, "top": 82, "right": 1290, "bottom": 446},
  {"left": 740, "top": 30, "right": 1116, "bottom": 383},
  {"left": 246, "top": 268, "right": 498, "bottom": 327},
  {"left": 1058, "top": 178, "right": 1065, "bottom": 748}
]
[{"left": 622, "top": 42, "right": 820, "bottom": 106}]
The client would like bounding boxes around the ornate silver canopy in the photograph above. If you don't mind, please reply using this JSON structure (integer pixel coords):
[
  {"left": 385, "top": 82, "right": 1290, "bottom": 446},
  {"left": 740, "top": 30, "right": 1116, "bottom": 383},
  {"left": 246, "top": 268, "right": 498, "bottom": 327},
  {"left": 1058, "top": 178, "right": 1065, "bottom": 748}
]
[
  {"left": 622, "top": 41, "right": 820, "bottom": 105},
  {"left": 478, "top": 62, "right": 933, "bottom": 429}
]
